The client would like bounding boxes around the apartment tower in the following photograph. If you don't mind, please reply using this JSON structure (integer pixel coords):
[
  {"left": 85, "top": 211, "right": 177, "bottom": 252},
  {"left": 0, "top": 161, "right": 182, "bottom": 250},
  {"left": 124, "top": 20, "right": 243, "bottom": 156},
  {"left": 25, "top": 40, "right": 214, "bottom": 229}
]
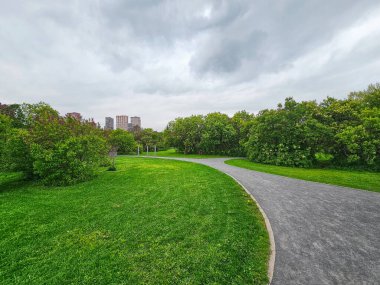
[
  {"left": 105, "top": 117, "right": 114, "bottom": 130},
  {"left": 116, "top": 115, "right": 129, "bottom": 130},
  {"left": 130, "top": 116, "right": 141, "bottom": 128}
]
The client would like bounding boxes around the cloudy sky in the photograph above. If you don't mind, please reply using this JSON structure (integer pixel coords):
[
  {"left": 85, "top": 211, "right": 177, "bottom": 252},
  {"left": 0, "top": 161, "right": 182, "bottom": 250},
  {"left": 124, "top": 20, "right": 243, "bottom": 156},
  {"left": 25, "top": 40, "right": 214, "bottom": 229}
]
[{"left": 1, "top": 1, "right": 380, "bottom": 130}]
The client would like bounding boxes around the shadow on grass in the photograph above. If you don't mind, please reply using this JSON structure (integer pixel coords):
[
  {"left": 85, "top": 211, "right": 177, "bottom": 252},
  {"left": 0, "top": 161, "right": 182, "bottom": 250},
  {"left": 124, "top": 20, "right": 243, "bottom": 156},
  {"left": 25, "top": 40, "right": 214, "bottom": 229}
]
[{"left": 0, "top": 172, "right": 29, "bottom": 193}]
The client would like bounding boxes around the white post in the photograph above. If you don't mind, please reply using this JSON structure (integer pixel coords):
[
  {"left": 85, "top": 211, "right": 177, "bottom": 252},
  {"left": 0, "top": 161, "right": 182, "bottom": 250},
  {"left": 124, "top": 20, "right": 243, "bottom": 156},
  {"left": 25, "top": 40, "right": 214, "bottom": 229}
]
[
  {"left": 147, "top": 145, "right": 149, "bottom": 156},
  {"left": 137, "top": 145, "right": 140, "bottom": 156},
  {"left": 154, "top": 145, "right": 157, "bottom": 155}
]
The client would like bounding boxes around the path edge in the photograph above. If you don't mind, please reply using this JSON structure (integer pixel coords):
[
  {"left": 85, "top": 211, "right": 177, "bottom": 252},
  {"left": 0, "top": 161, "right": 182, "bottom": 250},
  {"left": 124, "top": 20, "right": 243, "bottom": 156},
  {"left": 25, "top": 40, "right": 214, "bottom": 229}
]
[{"left": 225, "top": 173, "right": 276, "bottom": 284}]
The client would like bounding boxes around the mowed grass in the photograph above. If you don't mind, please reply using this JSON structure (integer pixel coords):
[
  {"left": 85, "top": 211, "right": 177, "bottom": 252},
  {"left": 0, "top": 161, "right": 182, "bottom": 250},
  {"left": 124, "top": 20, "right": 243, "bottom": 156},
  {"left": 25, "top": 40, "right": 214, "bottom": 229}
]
[
  {"left": 226, "top": 159, "right": 380, "bottom": 193},
  {"left": 143, "top": 148, "right": 227, "bottom": 159},
  {"left": 0, "top": 157, "right": 269, "bottom": 284}
]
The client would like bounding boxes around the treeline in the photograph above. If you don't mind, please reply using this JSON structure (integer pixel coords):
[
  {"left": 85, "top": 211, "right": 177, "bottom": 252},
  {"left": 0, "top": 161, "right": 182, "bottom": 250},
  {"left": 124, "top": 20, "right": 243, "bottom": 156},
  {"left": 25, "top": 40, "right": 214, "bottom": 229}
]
[
  {"left": 165, "top": 84, "right": 380, "bottom": 170},
  {"left": 0, "top": 103, "right": 139, "bottom": 185},
  {"left": 164, "top": 111, "right": 253, "bottom": 156},
  {"left": 1, "top": 83, "right": 379, "bottom": 187}
]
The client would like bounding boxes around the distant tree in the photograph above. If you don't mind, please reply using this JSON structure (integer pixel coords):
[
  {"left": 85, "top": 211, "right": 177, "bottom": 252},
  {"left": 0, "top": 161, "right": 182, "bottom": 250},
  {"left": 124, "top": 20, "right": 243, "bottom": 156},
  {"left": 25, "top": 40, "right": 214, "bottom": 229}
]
[
  {"left": 165, "top": 115, "right": 204, "bottom": 154},
  {"left": 109, "top": 129, "right": 136, "bottom": 154},
  {"left": 231, "top": 110, "right": 255, "bottom": 156},
  {"left": 131, "top": 125, "right": 143, "bottom": 142},
  {"left": 200, "top": 112, "right": 236, "bottom": 155},
  {"left": 0, "top": 103, "right": 26, "bottom": 128}
]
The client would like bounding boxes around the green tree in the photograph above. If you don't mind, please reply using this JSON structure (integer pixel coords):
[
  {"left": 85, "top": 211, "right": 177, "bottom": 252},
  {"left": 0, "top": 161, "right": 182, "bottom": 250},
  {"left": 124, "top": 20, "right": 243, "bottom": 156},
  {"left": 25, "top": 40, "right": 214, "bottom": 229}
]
[
  {"left": 109, "top": 129, "right": 136, "bottom": 154},
  {"left": 165, "top": 115, "right": 204, "bottom": 154},
  {"left": 200, "top": 112, "right": 236, "bottom": 155},
  {"left": 231, "top": 110, "right": 255, "bottom": 156},
  {"left": 247, "top": 98, "right": 332, "bottom": 167}
]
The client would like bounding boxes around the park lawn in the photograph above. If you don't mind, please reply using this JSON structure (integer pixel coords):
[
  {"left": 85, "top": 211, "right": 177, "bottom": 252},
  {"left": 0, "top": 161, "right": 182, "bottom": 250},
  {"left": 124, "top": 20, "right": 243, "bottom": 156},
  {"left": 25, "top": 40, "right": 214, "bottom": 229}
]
[
  {"left": 143, "top": 148, "right": 227, "bottom": 159},
  {"left": 0, "top": 157, "right": 269, "bottom": 285},
  {"left": 226, "top": 159, "right": 380, "bottom": 193}
]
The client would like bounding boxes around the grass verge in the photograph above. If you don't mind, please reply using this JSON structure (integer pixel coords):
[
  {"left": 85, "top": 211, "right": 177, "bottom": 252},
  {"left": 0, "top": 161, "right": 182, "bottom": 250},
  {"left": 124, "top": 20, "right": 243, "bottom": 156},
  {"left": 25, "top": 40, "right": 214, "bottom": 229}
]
[
  {"left": 225, "top": 159, "right": 380, "bottom": 193},
  {"left": 0, "top": 157, "right": 269, "bottom": 284},
  {"left": 142, "top": 148, "right": 227, "bottom": 159}
]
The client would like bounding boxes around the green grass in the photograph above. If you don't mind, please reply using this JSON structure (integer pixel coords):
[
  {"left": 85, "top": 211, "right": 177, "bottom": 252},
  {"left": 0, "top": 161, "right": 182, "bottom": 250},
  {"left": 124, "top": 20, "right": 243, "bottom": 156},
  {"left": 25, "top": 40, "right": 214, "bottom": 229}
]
[
  {"left": 226, "top": 159, "right": 380, "bottom": 193},
  {"left": 0, "top": 157, "right": 269, "bottom": 284},
  {"left": 142, "top": 148, "right": 227, "bottom": 159}
]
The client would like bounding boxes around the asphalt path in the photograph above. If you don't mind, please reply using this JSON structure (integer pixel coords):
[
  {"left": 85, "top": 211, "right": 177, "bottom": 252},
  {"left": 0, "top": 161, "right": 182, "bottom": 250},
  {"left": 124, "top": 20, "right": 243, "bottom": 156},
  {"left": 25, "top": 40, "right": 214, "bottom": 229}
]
[{"left": 156, "top": 157, "right": 380, "bottom": 285}]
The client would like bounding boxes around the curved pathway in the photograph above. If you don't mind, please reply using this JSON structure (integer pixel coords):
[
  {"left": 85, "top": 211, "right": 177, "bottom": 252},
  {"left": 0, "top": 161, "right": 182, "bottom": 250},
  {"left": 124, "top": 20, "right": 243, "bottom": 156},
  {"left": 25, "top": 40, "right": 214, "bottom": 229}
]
[{"left": 157, "top": 157, "right": 380, "bottom": 284}]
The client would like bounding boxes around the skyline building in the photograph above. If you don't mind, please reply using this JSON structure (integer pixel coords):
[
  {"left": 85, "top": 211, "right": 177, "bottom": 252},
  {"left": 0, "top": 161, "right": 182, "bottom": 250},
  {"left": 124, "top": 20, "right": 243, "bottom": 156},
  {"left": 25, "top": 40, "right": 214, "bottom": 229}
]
[
  {"left": 116, "top": 115, "right": 128, "bottom": 130},
  {"left": 105, "top": 117, "right": 114, "bottom": 130},
  {"left": 131, "top": 116, "right": 141, "bottom": 128}
]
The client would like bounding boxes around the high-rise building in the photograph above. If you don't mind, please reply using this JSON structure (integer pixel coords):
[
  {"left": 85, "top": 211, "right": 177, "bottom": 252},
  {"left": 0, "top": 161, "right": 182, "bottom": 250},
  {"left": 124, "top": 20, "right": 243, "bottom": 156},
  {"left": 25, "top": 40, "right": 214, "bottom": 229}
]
[
  {"left": 130, "top": 116, "right": 141, "bottom": 128},
  {"left": 116, "top": 115, "right": 128, "bottom": 130},
  {"left": 66, "top": 112, "right": 82, "bottom": 120},
  {"left": 105, "top": 117, "right": 114, "bottom": 130}
]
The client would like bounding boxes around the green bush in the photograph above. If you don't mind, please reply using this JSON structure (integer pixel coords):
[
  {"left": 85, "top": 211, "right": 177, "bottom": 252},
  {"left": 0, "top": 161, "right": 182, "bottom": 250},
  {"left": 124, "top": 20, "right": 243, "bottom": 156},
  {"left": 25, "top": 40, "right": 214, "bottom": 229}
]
[
  {"left": 3, "top": 128, "right": 33, "bottom": 176},
  {"left": 0, "top": 114, "right": 13, "bottom": 171},
  {"left": 1, "top": 103, "right": 109, "bottom": 186},
  {"left": 31, "top": 135, "right": 107, "bottom": 186}
]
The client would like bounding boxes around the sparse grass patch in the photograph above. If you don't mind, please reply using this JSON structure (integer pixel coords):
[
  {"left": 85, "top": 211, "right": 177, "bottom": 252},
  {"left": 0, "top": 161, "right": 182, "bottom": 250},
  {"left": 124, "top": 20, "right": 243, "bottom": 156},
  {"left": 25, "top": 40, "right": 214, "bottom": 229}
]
[{"left": 0, "top": 157, "right": 269, "bottom": 284}]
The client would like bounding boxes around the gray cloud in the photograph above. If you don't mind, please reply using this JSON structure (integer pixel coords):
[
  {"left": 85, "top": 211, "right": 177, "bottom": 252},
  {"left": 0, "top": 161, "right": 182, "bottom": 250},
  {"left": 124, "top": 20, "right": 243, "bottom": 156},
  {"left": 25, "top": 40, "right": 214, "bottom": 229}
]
[
  {"left": 0, "top": 0, "right": 380, "bottom": 130},
  {"left": 190, "top": 30, "right": 267, "bottom": 75}
]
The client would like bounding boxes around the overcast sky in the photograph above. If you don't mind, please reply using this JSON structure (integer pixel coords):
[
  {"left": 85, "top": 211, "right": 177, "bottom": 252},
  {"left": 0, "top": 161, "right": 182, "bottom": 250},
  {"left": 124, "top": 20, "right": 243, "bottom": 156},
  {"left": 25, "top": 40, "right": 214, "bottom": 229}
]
[{"left": 1, "top": 1, "right": 380, "bottom": 130}]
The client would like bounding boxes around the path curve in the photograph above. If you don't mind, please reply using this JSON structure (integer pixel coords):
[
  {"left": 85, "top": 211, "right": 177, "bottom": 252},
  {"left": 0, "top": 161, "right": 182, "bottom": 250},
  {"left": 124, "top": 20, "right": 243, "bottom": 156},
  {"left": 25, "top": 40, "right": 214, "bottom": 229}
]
[{"left": 148, "top": 157, "right": 380, "bottom": 285}]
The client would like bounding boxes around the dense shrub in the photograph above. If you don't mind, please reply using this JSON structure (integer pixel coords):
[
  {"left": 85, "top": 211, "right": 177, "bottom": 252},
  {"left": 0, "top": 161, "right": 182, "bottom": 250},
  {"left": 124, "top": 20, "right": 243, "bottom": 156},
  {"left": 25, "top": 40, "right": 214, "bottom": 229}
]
[
  {"left": 3, "top": 128, "right": 33, "bottom": 176},
  {"left": 1, "top": 103, "right": 109, "bottom": 185},
  {"left": 31, "top": 135, "right": 107, "bottom": 185}
]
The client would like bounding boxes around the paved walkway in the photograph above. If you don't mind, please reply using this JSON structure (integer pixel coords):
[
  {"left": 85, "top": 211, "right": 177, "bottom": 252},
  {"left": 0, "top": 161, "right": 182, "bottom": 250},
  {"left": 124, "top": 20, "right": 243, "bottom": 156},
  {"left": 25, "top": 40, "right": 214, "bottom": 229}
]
[{"left": 159, "top": 157, "right": 380, "bottom": 285}]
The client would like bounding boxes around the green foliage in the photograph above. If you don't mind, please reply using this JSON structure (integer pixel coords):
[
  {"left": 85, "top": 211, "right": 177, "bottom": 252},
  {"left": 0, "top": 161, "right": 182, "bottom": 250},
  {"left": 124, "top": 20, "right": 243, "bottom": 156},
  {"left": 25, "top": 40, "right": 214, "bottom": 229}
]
[
  {"left": 3, "top": 128, "right": 33, "bottom": 176},
  {"left": 164, "top": 115, "right": 204, "bottom": 154},
  {"left": 246, "top": 99, "right": 329, "bottom": 167},
  {"left": 164, "top": 83, "right": 379, "bottom": 169},
  {"left": 1, "top": 103, "right": 108, "bottom": 185},
  {"left": 231, "top": 110, "right": 255, "bottom": 156},
  {"left": 0, "top": 103, "right": 26, "bottom": 128},
  {"left": 132, "top": 127, "right": 167, "bottom": 151},
  {"left": 246, "top": 84, "right": 380, "bottom": 169},
  {"left": 200, "top": 112, "right": 236, "bottom": 154},
  {"left": 164, "top": 112, "right": 248, "bottom": 156},
  {"left": 0, "top": 114, "right": 13, "bottom": 169},
  {"left": 108, "top": 129, "right": 136, "bottom": 154},
  {"left": 31, "top": 135, "right": 107, "bottom": 186}
]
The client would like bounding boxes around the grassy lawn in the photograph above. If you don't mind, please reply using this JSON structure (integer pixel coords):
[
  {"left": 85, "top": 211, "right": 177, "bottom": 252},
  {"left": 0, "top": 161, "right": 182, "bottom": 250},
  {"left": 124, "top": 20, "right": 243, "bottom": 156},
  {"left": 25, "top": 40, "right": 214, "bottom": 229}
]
[
  {"left": 142, "top": 148, "right": 227, "bottom": 159},
  {"left": 226, "top": 159, "right": 380, "bottom": 193},
  {"left": 0, "top": 157, "right": 269, "bottom": 284}
]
